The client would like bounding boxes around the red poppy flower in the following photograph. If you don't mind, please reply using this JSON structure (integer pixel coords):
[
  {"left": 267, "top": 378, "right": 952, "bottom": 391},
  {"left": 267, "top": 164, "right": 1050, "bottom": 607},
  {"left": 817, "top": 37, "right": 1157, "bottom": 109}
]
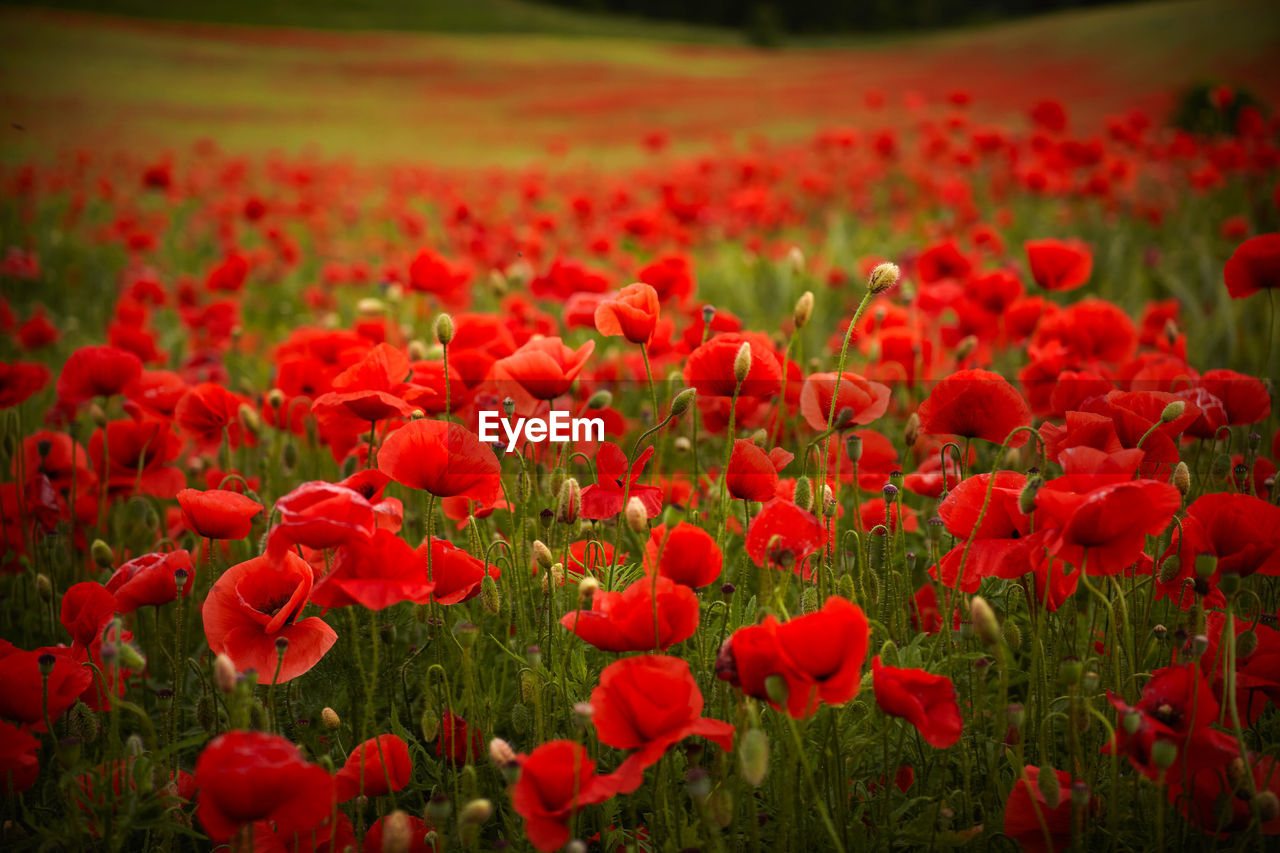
[
  {"left": 1175, "top": 753, "right": 1280, "bottom": 837},
  {"left": 643, "top": 522, "right": 723, "bottom": 589},
  {"left": 1035, "top": 478, "right": 1179, "bottom": 575},
  {"left": 334, "top": 734, "right": 412, "bottom": 802},
  {"left": 799, "top": 371, "right": 891, "bottom": 431},
  {"left": 1223, "top": 233, "right": 1280, "bottom": 299},
  {"left": 745, "top": 498, "right": 826, "bottom": 574},
  {"left": 871, "top": 656, "right": 963, "bottom": 748},
  {"left": 0, "top": 720, "right": 39, "bottom": 795},
  {"left": 175, "top": 382, "right": 251, "bottom": 450},
  {"left": 560, "top": 575, "right": 700, "bottom": 652},
  {"left": 1025, "top": 238, "right": 1092, "bottom": 291},
  {"left": 1171, "top": 493, "right": 1280, "bottom": 580},
  {"left": 1196, "top": 369, "right": 1271, "bottom": 427},
  {"left": 266, "top": 480, "right": 377, "bottom": 559},
  {"left": 917, "top": 239, "right": 971, "bottom": 283},
  {"left": 436, "top": 711, "right": 483, "bottom": 766},
  {"left": 0, "top": 642, "right": 91, "bottom": 731},
  {"left": 105, "top": 549, "right": 195, "bottom": 612},
  {"left": 564, "top": 540, "right": 625, "bottom": 580},
  {"left": 511, "top": 740, "right": 619, "bottom": 853},
  {"left": 595, "top": 282, "right": 661, "bottom": 344},
  {"left": 683, "top": 332, "right": 782, "bottom": 398},
  {"left": 491, "top": 337, "right": 594, "bottom": 406},
  {"left": 0, "top": 361, "right": 49, "bottom": 409},
  {"left": 194, "top": 730, "right": 334, "bottom": 841},
  {"left": 416, "top": 537, "right": 499, "bottom": 605},
  {"left": 89, "top": 419, "right": 186, "bottom": 498},
  {"left": 177, "top": 488, "right": 264, "bottom": 540},
  {"left": 918, "top": 369, "right": 1031, "bottom": 447},
  {"left": 378, "top": 419, "right": 502, "bottom": 505},
  {"left": 56, "top": 345, "right": 142, "bottom": 403},
  {"left": 579, "top": 442, "right": 663, "bottom": 520},
  {"left": 312, "top": 342, "right": 423, "bottom": 425},
  {"left": 60, "top": 581, "right": 116, "bottom": 653},
  {"left": 202, "top": 551, "right": 337, "bottom": 684},
  {"left": 725, "top": 440, "right": 792, "bottom": 502},
  {"left": 592, "top": 655, "right": 734, "bottom": 793},
  {"left": 312, "top": 529, "right": 435, "bottom": 610},
  {"left": 716, "top": 596, "right": 869, "bottom": 719},
  {"left": 1004, "top": 766, "right": 1074, "bottom": 853}
]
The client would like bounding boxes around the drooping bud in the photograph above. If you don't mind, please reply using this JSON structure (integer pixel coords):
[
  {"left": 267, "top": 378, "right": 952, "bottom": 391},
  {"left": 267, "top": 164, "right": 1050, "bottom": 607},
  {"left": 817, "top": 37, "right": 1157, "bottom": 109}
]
[
  {"left": 739, "top": 728, "right": 769, "bottom": 786},
  {"left": 733, "top": 342, "right": 753, "bottom": 385},
  {"left": 1160, "top": 401, "right": 1186, "bottom": 423},
  {"left": 793, "top": 291, "right": 814, "bottom": 329},
  {"left": 420, "top": 707, "right": 440, "bottom": 742},
  {"left": 903, "top": 412, "right": 920, "bottom": 448},
  {"left": 434, "top": 313, "right": 455, "bottom": 345},
  {"left": 1158, "top": 555, "right": 1181, "bottom": 583},
  {"left": 669, "top": 387, "right": 696, "bottom": 418},
  {"left": 238, "top": 403, "right": 261, "bottom": 439},
  {"left": 1038, "top": 764, "right": 1061, "bottom": 809},
  {"left": 480, "top": 574, "right": 500, "bottom": 615},
  {"left": 1018, "top": 474, "right": 1043, "bottom": 515},
  {"left": 866, "top": 262, "right": 900, "bottom": 294},
  {"left": 586, "top": 389, "right": 612, "bottom": 410},
  {"left": 67, "top": 701, "right": 99, "bottom": 743},
  {"left": 1237, "top": 630, "right": 1259, "bottom": 658},
  {"left": 91, "top": 539, "right": 114, "bottom": 569}
]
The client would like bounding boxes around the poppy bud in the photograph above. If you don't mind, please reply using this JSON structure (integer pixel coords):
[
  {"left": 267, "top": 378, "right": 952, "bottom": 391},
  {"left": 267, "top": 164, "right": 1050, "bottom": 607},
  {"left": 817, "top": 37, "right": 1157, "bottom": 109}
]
[
  {"left": 833, "top": 407, "right": 855, "bottom": 429},
  {"left": 821, "top": 483, "right": 836, "bottom": 516},
  {"left": 510, "top": 702, "right": 531, "bottom": 735},
  {"left": 1151, "top": 739, "right": 1178, "bottom": 771},
  {"left": 1219, "top": 571, "right": 1240, "bottom": 599},
  {"left": 565, "top": 842, "right": 587, "bottom": 853},
  {"left": 1018, "top": 474, "right": 1043, "bottom": 515},
  {"left": 453, "top": 621, "right": 479, "bottom": 649},
  {"left": 419, "top": 706, "right": 440, "bottom": 742},
  {"left": 1160, "top": 400, "right": 1186, "bottom": 423},
  {"left": 764, "top": 674, "right": 790, "bottom": 706},
  {"left": 380, "top": 810, "right": 413, "bottom": 853},
  {"left": 426, "top": 794, "right": 452, "bottom": 823},
  {"left": 702, "top": 304, "right": 716, "bottom": 326},
  {"left": 460, "top": 798, "right": 493, "bottom": 826},
  {"left": 1254, "top": 791, "right": 1280, "bottom": 823},
  {"left": 793, "top": 476, "right": 813, "bottom": 512},
  {"left": 547, "top": 564, "right": 565, "bottom": 591},
  {"left": 1188, "top": 634, "right": 1209, "bottom": 659},
  {"left": 1172, "top": 461, "right": 1191, "bottom": 497},
  {"left": 1237, "top": 630, "right": 1258, "bottom": 658},
  {"left": 435, "top": 313, "right": 454, "bottom": 345},
  {"left": 1038, "top": 764, "right": 1061, "bottom": 808},
  {"left": 970, "top": 596, "right": 1001, "bottom": 647},
  {"left": 793, "top": 291, "right": 814, "bottom": 329},
  {"left": 1002, "top": 620, "right": 1022, "bottom": 650},
  {"left": 525, "top": 646, "right": 542, "bottom": 669},
  {"left": 36, "top": 573, "right": 52, "bottom": 601},
  {"left": 481, "top": 574, "right": 501, "bottom": 615},
  {"left": 357, "top": 298, "right": 385, "bottom": 317},
  {"left": 668, "top": 386, "right": 697, "bottom": 419},
  {"left": 955, "top": 336, "right": 978, "bottom": 361},
  {"left": 68, "top": 701, "right": 99, "bottom": 743},
  {"left": 1059, "top": 658, "right": 1083, "bottom": 686},
  {"left": 266, "top": 388, "right": 286, "bottom": 410},
  {"left": 117, "top": 643, "right": 146, "bottom": 671},
  {"left": 322, "top": 707, "right": 341, "bottom": 731},
  {"left": 867, "top": 262, "right": 900, "bottom": 294},
  {"left": 1158, "top": 555, "right": 1181, "bottom": 583},
  {"left": 91, "top": 539, "right": 114, "bottom": 569},
  {"left": 903, "top": 412, "right": 920, "bottom": 448},
  {"left": 406, "top": 339, "right": 429, "bottom": 361},
  {"left": 845, "top": 432, "right": 863, "bottom": 463},
  {"left": 556, "top": 479, "right": 580, "bottom": 524},
  {"left": 126, "top": 734, "right": 145, "bottom": 758},
  {"left": 578, "top": 576, "right": 599, "bottom": 605},
  {"left": 674, "top": 436, "right": 691, "bottom": 453},
  {"left": 1123, "top": 710, "right": 1142, "bottom": 735},
  {"left": 740, "top": 728, "right": 769, "bottom": 786},
  {"left": 282, "top": 441, "right": 299, "bottom": 471},
  {"left": 213, "top": 654, "right": 237, "bottom": 694},
  {"left": 531, "top": 540, "right": 554, "bottom": 571},
  {"left": 196, "top": 695, "right": 216, "bottom": 732},
  {"left": 837, "top": 573, "right": 855, "bottom": 601},
  {"left": 733, "top": 342, "right": 753, "bottom": 385},
  {"left": 238, "top": 403, "right": 261, "bottom": 438},
  {"left": 89, "top": 403, "right": 107, "bottom": 428},
  {"left": 585, "top": 389, "right": 612, "bottom": 410},
  {"left": 625, "top": 496, "right": 648, "bottom": 533}
]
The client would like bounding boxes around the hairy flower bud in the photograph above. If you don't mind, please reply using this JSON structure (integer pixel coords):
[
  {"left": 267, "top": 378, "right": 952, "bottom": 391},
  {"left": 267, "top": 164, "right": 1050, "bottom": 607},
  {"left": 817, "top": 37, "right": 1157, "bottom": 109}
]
[
  {"left": 903, "top": 412, "right": 920, "bottom": 448},
  {"left": 793, "top": 476, "right": 813, "bottom": 512},
  {"left": 733, "top": 342, "right": 753, "bottom": 385},
  {"left": 586, "top": 389, "right": 612, "bottom": 410},
  {"left": 480, "top": 574, "right": 501, "bottom": 615},
  {"left": 1160, "top": 401, "right": 1186, "bottom": 423},
  {"left": 321, "top": 707, "right": 341, "bottom": 731},
  {"left": 867, "top": 262, "right": 900, "bottom": 294},
  {"left": 625, "top": 496, "right": 648, "bottom": 533},
  {"left": 793, "top": 291, "right": 814, "bottom": 329},
  {"left": 1039, "top": 763, "right": 1062, "bottom": 808},
  {"left": 90, "top": 539, "right": 114, "bottom": 569},
  {"left": 740, "top": 728, "right": 769, "bottom": 786},
  {"left": 1172, "top": 461, "right": 1191, "bottom": 497},
  {"left": 669, "top": 387, "right": 696, "bottom": 418},
  {"left": 420, "top": 707, "right": 440, "bottom": 742},
  {"left": 970, "top": 596, "right": 1001, "bottom": 647},
  {"left": 381, "top": 810, "right": 413, "bottom": 853},
  {"left": 213, "top": 654, "right": 237, "bottom": 694},
  {"left": 435, "top": 313, "right": 454, "bottom": 345}
]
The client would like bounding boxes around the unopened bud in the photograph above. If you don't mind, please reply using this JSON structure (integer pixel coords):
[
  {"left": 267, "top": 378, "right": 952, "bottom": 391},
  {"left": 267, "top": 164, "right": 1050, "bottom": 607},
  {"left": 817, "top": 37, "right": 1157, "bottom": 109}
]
[
  {"left": 1237, "top": 630, "right": 1259, "bottom": 658},
  {"left": 1158, "top": 555, "right": 1182, "bottom": 583},
  {"left": 793, "top": 476, "right": 813, "bottom": 512},
  {"left": 117, "top": 643, "right": 145, "bottom": 671},
  {"left": 321, "top": 707, "right": 341, "bottom": 731},
  {"left": 1172, "top": 461, "right": 1191, "bottom": 496},
  {"left": 556, "top": 479, "right": 580, "bottom": 524},
  {"left": 903, "top": 412, "right": 920, "bottom": 448},
  {"left": 625, "top": 497, "right": 648, "bottom": 533},
  {"left": 459, "top": 798, "right": 493, "bottom": 826},
  {"left": 970, "top": 596, "right": 1001, "bottom": 646},
  {"left": 489, "top": 737, "right": 518, "bottom": 768},
  {"left": 1151, "top": 739, "right": 1178, "bottom": 771},
  {"left": 381, "top": 810, "right": 413, "bottom": 853},
  {"left": 586, "top": 389, "right": 612, "bottom": 410},
  {"left": 480, "top": 574, "right": 500, "bottom": 615},
  {"left": 1254, "top": 791, "right": 1280, "bottom": 822},
  {"left": 36, "top": 573, "right": 52, "bottom": 601},
  {"left": 867, "top": 262, "right": 900, "bottom": 294},
  {"left": 669, "top": 387, "right": 696, "bottom": 418},
  {"left": 356, "top": 298, "right": 385, "bottom": 317},
  {"left": 1038, "top": 765, "right": 1061, "bottom": 809},
  {"left": 674, "top": 436, "right": 691, "bottom": 453},
  {"left": 793, "top": 291, "right": 814, "bottom": 328},
  {"left": 420, "top": 707, "right": 440, "bottom": 742},
  {"left": 91, "top": 539, "right": 114, "bottom": 569},
  {"left": 238, "top": 403, "right": 261, "bottom": 438},
  {"left": 740, "top": 729, "right": 769, "bottom": 786},
  {"left": 1018, "top": 474, "right": 1043, "bottom": 515},
  {"left": 1160, "top": 401, "right": 1186, "bottom": 423},
  {"left": 733, "top": 342, "right": 753, "bottom": 385},
  {"left": 532, "top": 540, "right": 554, "bottom": 570},
  {"left": 435, "top": 313, "right": 454, "bottom": 345},
  {"left": 578, "top": 576, "right": 600, "bottom": 604}
]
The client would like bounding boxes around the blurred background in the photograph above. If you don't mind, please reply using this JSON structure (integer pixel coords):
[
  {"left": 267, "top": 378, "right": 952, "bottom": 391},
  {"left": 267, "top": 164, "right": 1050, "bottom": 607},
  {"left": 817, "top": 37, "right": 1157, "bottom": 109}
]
[{"left": 1, "top": 0, "right": 1277, "bottom": 167}]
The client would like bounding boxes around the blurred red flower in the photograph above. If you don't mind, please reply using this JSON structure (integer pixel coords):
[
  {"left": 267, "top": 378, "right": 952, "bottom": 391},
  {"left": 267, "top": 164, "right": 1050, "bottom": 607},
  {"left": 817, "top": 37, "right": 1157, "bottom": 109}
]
[
  {"left": 378, "top": 419, "right": 502, "bottom": 505},
  {"left": 871, "top": 655, "right": 963, "bottom": 748},
  {"left": 334, "top": 734, "right": 412, "bottom": 802},
  {"left": 177, "top": 488, "right": 264, "bottom": 540},
  {"left": 560, "top": 575, "right": 699, "bottom": 652}
]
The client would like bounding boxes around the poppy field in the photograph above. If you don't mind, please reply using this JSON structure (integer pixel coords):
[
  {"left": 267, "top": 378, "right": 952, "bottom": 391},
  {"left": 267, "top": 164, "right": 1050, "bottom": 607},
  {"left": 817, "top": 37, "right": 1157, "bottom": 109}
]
[{"left": 3, "top": 5, "right": 1280, "bottom": 853}]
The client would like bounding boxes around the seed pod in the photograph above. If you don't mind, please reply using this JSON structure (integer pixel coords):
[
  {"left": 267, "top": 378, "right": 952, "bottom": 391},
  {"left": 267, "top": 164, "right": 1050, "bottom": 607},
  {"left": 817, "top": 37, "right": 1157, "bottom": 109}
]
[
  {"left": 426, "top": 794, "right": 452, "bottom": 823},
  {"left": 845, "top": 432, "right": 863, "bottom": 463},
  {"left": 68, "top": 701, "right": 99, "bottom": 743},
  {"left": 1151, "top": 739, "right": 1178, "bottom": 770},
  {"left": 739, "top": 728, "right": 769, "bottom": 786}
]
